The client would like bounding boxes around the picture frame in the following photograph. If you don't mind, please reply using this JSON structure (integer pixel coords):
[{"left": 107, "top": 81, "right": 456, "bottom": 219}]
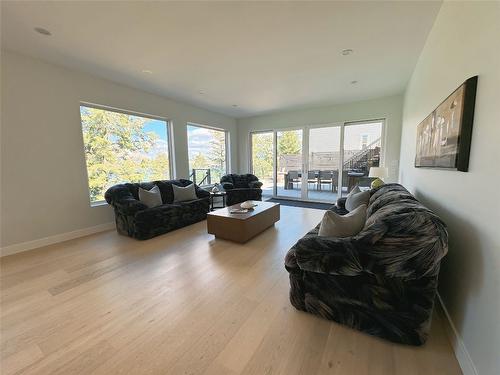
[{"left": 415, "top": 76, "right": 478, "bottom": 171}]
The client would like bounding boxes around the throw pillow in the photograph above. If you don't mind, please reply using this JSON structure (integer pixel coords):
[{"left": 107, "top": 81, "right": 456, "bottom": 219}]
[
  {"left": 345, "top": 189, "right": 370, "bottom": 212},
  {"left": 138, "top": 185, "right": 163, "bottom": 208},
  {"left": 172, "top": 183, "right": 198, "bottom": 202},
  {"left": 318, "top": 204, "right": 367, "bottom": 238},
  {"left": 348, "top": 185, "right": 361, "bottom": 196}
]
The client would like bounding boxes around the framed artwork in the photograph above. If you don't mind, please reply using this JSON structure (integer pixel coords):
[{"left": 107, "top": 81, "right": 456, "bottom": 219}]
[{"left": 415, "top": 76, "right": 477, "bottom": 171}]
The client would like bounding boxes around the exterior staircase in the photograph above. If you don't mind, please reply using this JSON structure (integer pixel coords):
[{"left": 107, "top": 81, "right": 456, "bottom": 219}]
[{"left": 342, "top": 137, "right": 381, "bottom": 175}]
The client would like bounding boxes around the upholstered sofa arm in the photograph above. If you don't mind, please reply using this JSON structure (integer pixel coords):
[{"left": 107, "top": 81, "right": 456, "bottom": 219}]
[
  {"left": 248, "top": 181, "right": 263, "bottom": 189},
  {"left": 105, "top": 184, "right": 148, "bottom": 215},
  {"left": 289, "top": 233, "right": 364, "bottom": 276},
  {"left": 114, "top": 198, "right": 149, "bottom": 216},
  {"left": 221, "top": 182, "right": 235, "bottom": 190},
  {"left": 195, "top": 186, "right": 210, "bottom": 198}
]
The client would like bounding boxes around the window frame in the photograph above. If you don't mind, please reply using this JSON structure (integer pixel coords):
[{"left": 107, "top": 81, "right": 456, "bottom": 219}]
[
  {"left": 79, "top": 102, "right": 174, "bottom": 207},
  {"left": 186, "top": 122, "right": 230, "bottom": 187}
]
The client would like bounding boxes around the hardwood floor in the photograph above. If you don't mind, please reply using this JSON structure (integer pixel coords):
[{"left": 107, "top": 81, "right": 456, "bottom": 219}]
[{"left": 1, "top": 206, "right": 462, "bottom": 375}]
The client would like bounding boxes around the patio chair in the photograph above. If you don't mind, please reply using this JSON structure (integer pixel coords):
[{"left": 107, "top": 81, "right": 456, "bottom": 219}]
[
  {"left": 287, "top": 170, "right": 301, "bottom": 190},
  {"left": 307, "top": 170, "right": 318, "bottom": 190},
  {"left": 318, "top": 170, "right": 335, "bottom": 192}
]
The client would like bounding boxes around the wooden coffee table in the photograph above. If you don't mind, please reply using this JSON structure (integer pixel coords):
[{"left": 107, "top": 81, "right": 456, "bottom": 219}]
[{"left": 206, "top": 201, "right": 280, "bottom": 243}]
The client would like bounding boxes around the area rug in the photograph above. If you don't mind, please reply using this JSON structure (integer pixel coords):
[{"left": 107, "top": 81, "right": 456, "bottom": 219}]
[{"left": 265, "top": 198, "right": 332, "bottom": 210}]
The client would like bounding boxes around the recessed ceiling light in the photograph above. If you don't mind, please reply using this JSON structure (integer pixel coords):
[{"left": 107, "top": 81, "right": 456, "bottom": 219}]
[
  {"left": 198, "top": 90, "right": 205, "bottom": 95},
  {"left": 350, "top": 80, "right": 358, "bottom": 84},
  {"left": 34, "top": 27, "right": 51, "bottom": 36},
  {"left": 341, "top": 49, "right": 353, "bottom": 56},
  {"left": 141, "top": 69, "right": 153, "bottom": 74}
]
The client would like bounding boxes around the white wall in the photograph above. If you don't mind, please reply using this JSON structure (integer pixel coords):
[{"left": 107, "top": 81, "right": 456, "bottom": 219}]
[
  {"left": 399, "top": 2, "right": 500, "bottom": 375},
  {"left": 237, "top": 95, "right": 404, "bottom": 182},
  {"left": 0, "top": 50, "right": 237, "bottom": 248}
]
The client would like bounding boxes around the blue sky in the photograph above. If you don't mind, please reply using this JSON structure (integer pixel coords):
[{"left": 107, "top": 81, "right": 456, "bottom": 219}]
[
  {"left": 187, "top": 125, "right": 216, "bottom": 158},
  {"left": 143, "top": 119, "right": 168, "bottom": 141}
]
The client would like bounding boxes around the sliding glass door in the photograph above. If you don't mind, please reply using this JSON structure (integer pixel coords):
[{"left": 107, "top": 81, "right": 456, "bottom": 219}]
[
  {"left": 307, "top": 126, "right": 342, "bottom": 202},
  {"left": 250, "top": 131, "right": 274, "bottom": 198},
  {"left": 276, "top": 129, "right": 303, "bottom": 199},
  {"left": 249, "top": 120, "right": 384, "bottom": 203}
]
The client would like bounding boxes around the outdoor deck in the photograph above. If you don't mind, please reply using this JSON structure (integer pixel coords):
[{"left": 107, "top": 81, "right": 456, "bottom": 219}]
[{"left": 261, "top": 184, "right": 340, "bottom": 203}]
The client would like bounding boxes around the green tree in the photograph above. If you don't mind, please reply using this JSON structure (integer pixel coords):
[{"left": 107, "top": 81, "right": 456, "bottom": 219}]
[
  {"left": 191, "top": 152, "right": 208, "bottom": 169},
  {"left": 252, "top": 133, "right": 273, "bottom": 179},
  {"left": 149, "top": 154, "right": 170, "bottom": 181},
  {"left": 278, "top": 131, "right": 301, "bottom": 155},
  {"left": 81, "top": 107, "right": 169, "bottom": 202},
  {"left": 207, "top": 130, "right": 226, "bottom": 182}
]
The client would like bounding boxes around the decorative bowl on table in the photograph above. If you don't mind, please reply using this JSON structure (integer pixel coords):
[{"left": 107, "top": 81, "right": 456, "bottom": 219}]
[{"left": 240, "top": 201, "right": 257, "bottom": 209}]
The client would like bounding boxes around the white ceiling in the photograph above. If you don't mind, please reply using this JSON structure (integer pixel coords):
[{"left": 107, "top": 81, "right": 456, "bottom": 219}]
[{"left": 1, "top": 1, "right": 441, "bottom": 118}]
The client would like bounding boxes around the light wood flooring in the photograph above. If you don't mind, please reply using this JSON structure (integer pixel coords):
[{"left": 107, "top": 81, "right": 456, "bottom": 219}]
[{"left": 1, "top": 206, "right": 462, "bottom": 375}]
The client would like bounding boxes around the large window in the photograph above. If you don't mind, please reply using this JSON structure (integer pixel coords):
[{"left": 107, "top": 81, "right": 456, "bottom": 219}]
[
  {"left": 80, "top": 104, "right": 171, "bottom": 204},
  {"left": 187, "top": 124, "right": 228, "bottom": 186}
]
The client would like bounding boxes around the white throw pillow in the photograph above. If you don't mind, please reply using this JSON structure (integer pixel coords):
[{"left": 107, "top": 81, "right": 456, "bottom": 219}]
[
  {"left": 318, "top": 204, "right": 367, "bottom": 238},
  {"left": 138, "top": 185, "right": 163, "bottom": 208},
  {"left": 345, "top": 188, "right": 370, "bottom": 212},
  {"left": 172, "top": 183, "right": 198, "bottom": 202}
]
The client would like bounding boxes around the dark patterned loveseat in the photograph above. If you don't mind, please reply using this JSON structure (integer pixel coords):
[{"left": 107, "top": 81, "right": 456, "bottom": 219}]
[
  {"left": 285, "top": 184, "right": 448, "bottom": 345},
  {"left": 220, "top": 174, "right": 263, "bottom": 206},
  {"left": 105, "top": 179, "right": 210, "bottom": 240}
]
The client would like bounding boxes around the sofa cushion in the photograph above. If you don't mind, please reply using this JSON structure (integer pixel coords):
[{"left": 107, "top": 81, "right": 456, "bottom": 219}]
[
  {"left": 178, "top": 198, "right": 209, "bottom": 216},
  {"left": 345, "top": 189, "right": 370, "bottom": 212},
  {"left": 172, "top": 183, "right": 197, "bottom": 202},
  {"left": 138, "top": 185, "right": 163, "bottom": 208},
  {"left": 319, "top": 204, "right": 367, "bottom": 237},
  {"left": 232, "top": 174, "right": 250, "bottom": 188}
]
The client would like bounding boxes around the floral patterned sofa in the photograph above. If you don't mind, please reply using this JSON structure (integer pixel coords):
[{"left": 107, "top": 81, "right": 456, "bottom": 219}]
[
  {"left": 285, "top": 184, "right": 448, "bottom": 345},
  {"left": 105, "top": 179, "right": 209, "bottom": 240}
]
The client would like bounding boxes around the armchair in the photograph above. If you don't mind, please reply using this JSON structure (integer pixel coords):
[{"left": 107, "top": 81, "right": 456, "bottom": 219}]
[{"left": 220, "top": 174, "right": 263, "bottom": 206}]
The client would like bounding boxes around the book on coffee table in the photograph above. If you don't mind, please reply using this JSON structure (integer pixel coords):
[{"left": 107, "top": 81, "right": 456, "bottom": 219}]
[{"left": 229, "top": 208, "right": 249, "bottom": 214}]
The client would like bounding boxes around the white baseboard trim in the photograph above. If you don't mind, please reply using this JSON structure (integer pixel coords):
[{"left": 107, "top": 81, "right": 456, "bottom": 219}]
[
  {"left": 437, "top": 293, "right": 478, "bottom": 375},
  {"left": 0, "top": 222, "right": 115, "bottom": 257}
]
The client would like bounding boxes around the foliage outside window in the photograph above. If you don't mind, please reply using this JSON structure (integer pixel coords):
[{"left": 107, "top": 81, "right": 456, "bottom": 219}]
[
  {"left": 251, "top": 132, "right": 273, "bottom": 181},
  {"left": 80, "top": 105, "right": 171, "bottom": 203},
  {"left": 187, "top": 124, "right": 227, "bottom": 186},
  {"left": 251, "top": 130, "right": 303, "bottom": 180}
]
